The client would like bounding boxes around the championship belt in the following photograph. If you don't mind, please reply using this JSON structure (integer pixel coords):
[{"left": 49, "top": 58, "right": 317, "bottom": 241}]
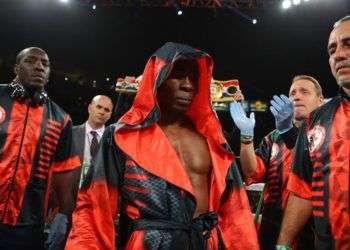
[
  {"left": 114, "top": 76, "right": 267, "bottom": 112},
  {"left": 114, "top": 75, "right": 240, "bottom": 103}
]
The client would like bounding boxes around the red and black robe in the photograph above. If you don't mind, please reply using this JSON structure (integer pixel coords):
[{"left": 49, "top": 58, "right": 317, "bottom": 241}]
[
  {"left": 0, "top": 84, "right": 80, "bottom": 227},
  {"left": 288, "top": 90, "right": 350, "bottom": 250},
  {"left": 67, "top": 42, "right": 258, "bottom": 250}
]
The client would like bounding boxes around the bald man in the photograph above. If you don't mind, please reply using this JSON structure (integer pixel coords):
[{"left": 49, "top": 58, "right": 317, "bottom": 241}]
[
  {"left": 73, "top": 95, "right": 113, "bottom": 187},
  {"left": 0, "top": 47, "right": 80, "bottom": 249}
]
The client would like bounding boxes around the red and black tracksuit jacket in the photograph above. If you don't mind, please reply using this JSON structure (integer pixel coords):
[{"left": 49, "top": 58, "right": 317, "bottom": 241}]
[
  {"left": 246, "top": 129, "right": 314, "bottom": 250},
  {"left": 67, "top": 42, "right": 259, "bottom": 250},
  {"left": 288, "top": 90, "right": 350, "bottom": 250},
  {"left": 0, "top": 84, "right": 80, "bottom": 227}
]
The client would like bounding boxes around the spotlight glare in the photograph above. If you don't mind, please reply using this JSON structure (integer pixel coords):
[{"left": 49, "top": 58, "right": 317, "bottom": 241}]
[
  {"left": 64, "top": 77, "right": 68, "bottom": 81},
  {"left": 252, "top": 19, "right": 257, "bottom": 24},
  {"left": 106, "top": 77, "right": 110, "bottom": 81},
  {"left": 92, "top": 4, "right": 96, "bottom": 10},
  {"left": 60, "top": 0, "right": 69, "bottom": 3},
  {"left": 304, "top": 0, "right": 310, "bottom": 2},
  {"left": 177, "top": 10, "right": 183, "bottom": 15},
  {"left": 282, "top": 0, "right": 292, "bottom": 9},
  {"left": 292, "top": 0, "right": 301, "bottom": 5}
]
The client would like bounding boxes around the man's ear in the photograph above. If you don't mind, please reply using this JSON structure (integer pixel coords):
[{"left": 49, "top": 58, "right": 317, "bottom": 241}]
[
  {"left": 88, "top": 103, "right": 92, "bottom": 114},
  {"left": 14, "top": 64, "right": 19, "bottom": 76},
  {"left": 319, "top": 95, "right": 325, "bottom": 106}
]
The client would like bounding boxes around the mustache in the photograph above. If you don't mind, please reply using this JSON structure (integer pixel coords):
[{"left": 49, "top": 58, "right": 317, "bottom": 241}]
[{"left": 335, "top": 60, "right": 350, "bottom": 71}]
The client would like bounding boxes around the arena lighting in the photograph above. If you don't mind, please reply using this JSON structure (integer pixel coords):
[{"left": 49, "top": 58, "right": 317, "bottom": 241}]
[
  {"left": 92, "top": 4, "right": 96, "bottom": 10},
  {"left": 220, "top": 1, "right": 257, "bottom": 25},
  {"left": 75, "top": 0, "right": 281, "bottom": 9},
  {"left": 282, "top": 0, "right": 312, "bottom": 10},
  {"left": 172, "top": 0, "right": 183, "bottom": 16},
  {"left": 59, "top": 0, "right": 69, "bottom": 3},
  {"left": 282, "top": 0, "right": 292, "bottom": 9}
]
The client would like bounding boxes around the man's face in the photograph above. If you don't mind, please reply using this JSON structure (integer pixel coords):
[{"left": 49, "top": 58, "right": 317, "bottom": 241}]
[
  {"left": 289, "top": 79, "right": 323, "bottom": 121},
  {"left": 157, "top": 60, "right": 199, "bottom": 114},
  {"left": 88, "top": 96, "right": 113, "bottom": 128},
  {"left": 14, "top": 48, "right": 50, "bottom": 90},
  {"left": 328, "top": 20, "right": 350, "bottom": 89}
]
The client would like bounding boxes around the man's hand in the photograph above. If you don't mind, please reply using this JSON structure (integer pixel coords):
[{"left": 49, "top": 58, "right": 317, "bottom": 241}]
[
  {"left": 232, "top": 90, "right": 244, "bottom": 102},
  {"left": 270, "top": 95, "right": 293, "bottom": 133},
  {"left": 46, "top": 213, "right": 68, "bottom": 250},
  {"left": 229, "top": 102, "right": 255, "bottom": 138}
]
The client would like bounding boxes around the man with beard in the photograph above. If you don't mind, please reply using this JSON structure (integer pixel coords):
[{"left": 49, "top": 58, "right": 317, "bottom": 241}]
[
  {"left": 277, "top": 15, "right": 350, "bottom": 250},
  {"left": 0, "top": 47, "right": 80, "bottom": 250},
  {"left": 66, "top": 42, "right": 259, "bottom": 250},
  {"left": 230, "top": 75, "right": 324, "bottom": 250}
]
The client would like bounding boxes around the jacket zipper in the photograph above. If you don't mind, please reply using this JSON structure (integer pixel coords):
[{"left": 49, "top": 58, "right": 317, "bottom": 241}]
[{"left": 1, "top": 102, "right": 30, "bottom": 221}]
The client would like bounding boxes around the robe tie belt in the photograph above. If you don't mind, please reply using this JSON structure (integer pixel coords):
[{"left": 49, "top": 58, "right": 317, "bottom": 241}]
[{"left": 131, "top": 212, "right": 218, "bottom": 249}]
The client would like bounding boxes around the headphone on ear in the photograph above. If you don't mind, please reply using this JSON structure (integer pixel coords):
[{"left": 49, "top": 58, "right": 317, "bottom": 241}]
[
  {"left": 31, "top": 89, "right": 49, "bottom": 106},
  {"left": 8, "top": 81, "right": 49, "bottom": 106}
]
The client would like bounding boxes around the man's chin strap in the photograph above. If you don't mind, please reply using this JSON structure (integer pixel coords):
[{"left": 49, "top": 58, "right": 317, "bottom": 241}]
[{"left": 8, "top": 81, "right": 49, "bottom": 106}]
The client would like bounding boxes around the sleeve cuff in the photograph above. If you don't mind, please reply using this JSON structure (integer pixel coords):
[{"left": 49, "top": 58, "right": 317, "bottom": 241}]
[
  {"left": 245, "top": 156, "right": 266, "bottom": 185},
  {"left": 280, "top": 126, "right": 298, "bottom": 149},
  {"left": 287, "top": 173, "right": 312, "bottom": 200},
  {"left": 53, "top": 155, "right": 81, "bottom": 172}
]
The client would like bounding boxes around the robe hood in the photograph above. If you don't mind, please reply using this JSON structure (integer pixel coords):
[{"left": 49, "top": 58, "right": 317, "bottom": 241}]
[
  {"left": 118, "top": 42, "right": 226, "bottom": 145},
  {"left": 115, "top": 42, "right": 234, "bottom": 209}
]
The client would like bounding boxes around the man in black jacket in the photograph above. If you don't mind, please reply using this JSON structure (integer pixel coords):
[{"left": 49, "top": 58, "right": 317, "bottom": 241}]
[{"left": 0, "top": 47, "right": 80, "bottom": 250}]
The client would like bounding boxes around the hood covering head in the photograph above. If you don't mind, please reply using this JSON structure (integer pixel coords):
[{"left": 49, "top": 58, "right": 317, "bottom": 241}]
[{"left": 118, "top": 42, "right": 226, "bottom": 144}]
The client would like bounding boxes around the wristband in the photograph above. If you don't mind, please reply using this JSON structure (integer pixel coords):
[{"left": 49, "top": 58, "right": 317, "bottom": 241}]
[
  {"left": 240, "top": 135, "right": 253, "bottom": 144},
  {"left": 241, "top": 139, "right": 253, "bottom": 144},
  {"left": 276, "top": 245, "right": 292, "bottom": 250}
]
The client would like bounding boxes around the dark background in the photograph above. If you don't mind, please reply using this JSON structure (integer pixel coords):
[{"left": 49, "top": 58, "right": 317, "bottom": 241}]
[{"left": 0, "top": 0, "right": 349, "bottom": 151}]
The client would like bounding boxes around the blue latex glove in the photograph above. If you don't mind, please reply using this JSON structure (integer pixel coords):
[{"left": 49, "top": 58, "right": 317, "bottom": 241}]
[
  {"left": 270, "top": 94, "right": 293, "bottom": 133},
  {"left": 229, "top": 102, "right": 255, "bottom": 137},
  {"left": 46, "top": 213, "right": 68, "bottom": 250},
  {"left": 276, "top": 245, "right": 292, "bottom": 250}
]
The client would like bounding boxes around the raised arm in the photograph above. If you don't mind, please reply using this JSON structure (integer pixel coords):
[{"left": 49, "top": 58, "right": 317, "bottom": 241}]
[{"left": 229, "top": 102, "right": 256, "bottom": 177}]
